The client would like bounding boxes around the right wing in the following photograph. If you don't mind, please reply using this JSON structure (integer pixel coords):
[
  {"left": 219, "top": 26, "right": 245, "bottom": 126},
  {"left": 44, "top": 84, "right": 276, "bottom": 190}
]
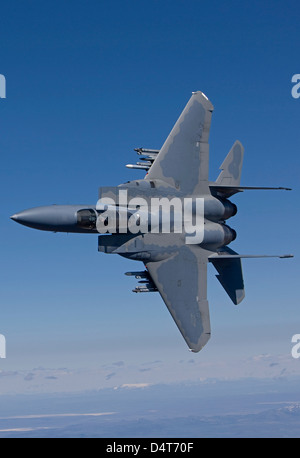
[
  {"left": 145, "top": 91, "right": 214, "bottom": 195},
  {"left": 146, "top": 244, "right": 211, "bottom": 352}
]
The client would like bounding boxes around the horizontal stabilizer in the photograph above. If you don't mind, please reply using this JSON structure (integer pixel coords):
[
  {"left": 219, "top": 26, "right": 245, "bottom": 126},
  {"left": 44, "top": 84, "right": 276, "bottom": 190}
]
[
  {"left": 209, "top": 247, "right": 245, "bottom": 305},
  {"left": 210, "top": 185, "right": 292, "bottom": 198},
  {"left": 209, "top": 253, "right": 294, "bottom": 259}
]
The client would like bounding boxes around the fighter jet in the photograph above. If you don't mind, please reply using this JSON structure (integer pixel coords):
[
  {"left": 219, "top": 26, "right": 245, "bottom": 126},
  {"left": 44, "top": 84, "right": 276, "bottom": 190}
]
[{"left": 11, "top": 91, "right": 293, "bottom": 352}]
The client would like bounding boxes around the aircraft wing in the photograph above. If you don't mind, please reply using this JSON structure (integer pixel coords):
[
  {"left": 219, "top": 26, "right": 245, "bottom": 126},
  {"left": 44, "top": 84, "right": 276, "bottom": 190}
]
[
  {"left": 145, "top": 91, "right": 214, "bottom": 195},
  {"left": 145, "top": 244, "right": 211, "bottom": 352}
]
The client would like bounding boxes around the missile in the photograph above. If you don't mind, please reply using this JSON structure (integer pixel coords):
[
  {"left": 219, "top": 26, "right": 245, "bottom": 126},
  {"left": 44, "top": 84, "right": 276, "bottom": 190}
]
[
  {"left": 134, "top": 148, "right": 160, "bottom": 155},
  {"left": 126, "top": 164, "right": 150, "bottom": 170},
  {"left": 125, "top": 271, "right": 149, "bottom": 279},
  {"left": 135, "top": 161, "right": 152, "bottom": 167},
  {"left": 132, "top": 286, "right": 158, "bottom": 293},
  {"left": 139, "top": 156, "right": 156, "bottom": 162}
]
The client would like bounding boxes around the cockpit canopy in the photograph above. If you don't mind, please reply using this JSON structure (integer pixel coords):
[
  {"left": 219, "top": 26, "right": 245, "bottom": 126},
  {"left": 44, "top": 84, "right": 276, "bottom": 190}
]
[{"left": 77, "top": 208, "right": 97, "bottom": 230}]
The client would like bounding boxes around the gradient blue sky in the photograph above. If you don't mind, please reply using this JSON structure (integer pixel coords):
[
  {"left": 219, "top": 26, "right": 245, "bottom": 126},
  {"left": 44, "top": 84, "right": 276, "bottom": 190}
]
[{"left": 0, "top": 0, "right": 299, "bottom": 390}]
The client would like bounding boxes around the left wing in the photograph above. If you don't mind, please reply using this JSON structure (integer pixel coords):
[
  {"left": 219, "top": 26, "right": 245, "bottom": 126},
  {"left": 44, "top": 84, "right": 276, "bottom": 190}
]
[
  {"left": 145, "top": 91, "right": 214, "bottom": 195},
  {"left": 146, "top": 245, "right": 211, "bottom": 352}
]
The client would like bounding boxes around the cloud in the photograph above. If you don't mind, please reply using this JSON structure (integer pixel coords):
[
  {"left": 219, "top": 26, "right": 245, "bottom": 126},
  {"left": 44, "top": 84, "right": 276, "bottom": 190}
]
[
  {"left": 252, "top": 354, "right": 272, "bottom": 362},
  {"left": 116, "top": 383, "right": 152, "bottom": 390},
  {"left": 0, "top": 412, "right": 116, "bottom": 420},
  {"left": 0, "top": 427, "right": 51, "bottom": 433},
  {"left": 105, "top": 372, "right": 116, "bottom": 380},
  {"left": 24, "top": 373, "right": 34, "bottom": 381},
  {"left": 0, "top": 351, "right": 299, "bottom": 396},
  {"left": 0, "top": 371, "right": 18, "bottom": 377},
  {"left": 112, "top": 361, "right": 125, "bottom": 367}
]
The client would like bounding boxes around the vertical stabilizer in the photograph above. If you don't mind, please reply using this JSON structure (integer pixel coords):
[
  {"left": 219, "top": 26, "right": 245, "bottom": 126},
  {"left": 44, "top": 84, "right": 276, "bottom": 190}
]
[{"left": 216, "top": 140, "right": 244, "bottom": 186}]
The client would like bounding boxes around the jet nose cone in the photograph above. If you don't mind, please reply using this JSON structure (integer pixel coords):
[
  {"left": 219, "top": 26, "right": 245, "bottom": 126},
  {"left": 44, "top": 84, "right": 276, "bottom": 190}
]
[
  {"left": 10, "top": 209, "right": 36, "bottom": 225},
  {"left": 10, "top": 207, "right": 54, "bottom": 229},
  {"left": 10, "top": 205, "right": 79, "bottom": 232}
]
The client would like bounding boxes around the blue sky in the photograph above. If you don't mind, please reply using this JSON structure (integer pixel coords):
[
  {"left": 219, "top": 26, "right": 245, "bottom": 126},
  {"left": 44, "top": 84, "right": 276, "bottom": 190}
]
[{"left": 0, "top": 0, "right": 299, "bottom": 399}]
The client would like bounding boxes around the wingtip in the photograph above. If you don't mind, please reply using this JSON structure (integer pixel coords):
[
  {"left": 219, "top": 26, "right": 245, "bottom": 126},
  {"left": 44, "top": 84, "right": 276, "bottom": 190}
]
[
  {"left": 191, "top": 91, "right": 214, "bottom": 110},
  {"left": 192, "top": 90, "right": 208, "bottom": 100}
]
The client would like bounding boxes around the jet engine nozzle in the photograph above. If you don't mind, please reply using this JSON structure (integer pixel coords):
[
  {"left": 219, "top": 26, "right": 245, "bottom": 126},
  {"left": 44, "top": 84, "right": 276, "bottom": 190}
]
[
  {"left": 203, "top": 197, "right": 237, "bottom": 221},
  {"left": 223, "top": 224, "right": 237, "bottom": 245},
  {"left": 231, "top": 203, "right": 238, "bottom": 218},
  {"left": 221, "top": 200, "right": 237, "bottom": 220}
]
